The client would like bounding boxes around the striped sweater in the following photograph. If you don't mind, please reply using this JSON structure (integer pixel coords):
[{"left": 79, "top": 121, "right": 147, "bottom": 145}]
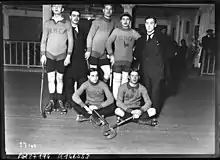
[
  {"left": 86, "top": 17, "right": 115, "bottom": 58},
  {"left": 40, "top": 18, "right": 73, "bottom": 60}
]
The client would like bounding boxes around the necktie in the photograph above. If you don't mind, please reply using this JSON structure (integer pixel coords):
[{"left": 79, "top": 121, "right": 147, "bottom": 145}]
[
  {"left": 147, "top": 34, "right": 153, "bottom": 41},
  {"left": 73, "top": 27, "right": 77, "bottom": 40}
]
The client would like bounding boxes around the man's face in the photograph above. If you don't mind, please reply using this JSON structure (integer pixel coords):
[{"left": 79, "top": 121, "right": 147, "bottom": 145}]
[
  {"left": 129, "top": 71, "right": 139, "bottom": 84},
  {"left": 69, "top": 11, "right": 80, "bottom": 24},
  {"left": 145, "top": 18, "right": 157, "bottom": 33},
  {"left": 88, "top": 71, "right": 99, "bottom": 84},
  {"left": 51, "top": 4, "right": 63, "bottom": 15},
  {"left": 121, "top": 16, "right": 131, "bottom": 28},
  {"left": 103, "top": 5, "right": 113, "bottom": 18}
]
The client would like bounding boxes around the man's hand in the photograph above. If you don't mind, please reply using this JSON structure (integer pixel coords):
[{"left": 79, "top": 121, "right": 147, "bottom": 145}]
[
  {"left": 131, "top": 109, "right": 142, "bottom": 119},
  {"left": 83, "top": 105, "right": 92, "bottom": 114},
  {"left": 89, "top": 105, "right": 98, "bottom": 111},
  {"left": 40, "top": 55, "right": 47, "bottom": 66},
  {"left": 64, "top": 55, "right": 71, "bottom": 66},
  {"left": 85, "top": 51, "right": 91, "bottom": 60},
  {"left": 109, "top": 55, "right": 115, "bottom": 65}
]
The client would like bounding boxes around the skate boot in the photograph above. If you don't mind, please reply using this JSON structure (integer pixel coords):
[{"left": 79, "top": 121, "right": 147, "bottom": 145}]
[
  {"left": 57, "top": 100, "right": 67, "bottom": 115},
  {"left": 76, "top": 115, "right": 90, "bottom": 122},
  {"left": 44, "top": 100, "right": 54, "bottom": 114}
]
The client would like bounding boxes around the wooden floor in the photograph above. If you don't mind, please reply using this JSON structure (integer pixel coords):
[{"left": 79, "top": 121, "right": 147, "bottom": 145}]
[{"left": 4, "top": 71, "right": 215, "bottom": 155}]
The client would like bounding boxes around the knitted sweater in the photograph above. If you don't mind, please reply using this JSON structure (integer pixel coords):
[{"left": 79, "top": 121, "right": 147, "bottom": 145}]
[
  {"left": 40, "top": 18, "right": 73, "bottom": 60},
  {"left": 72, "top": 80, "right": 114, "bottom": 109},
  {"left": 86, "top": 17, "right": 115, "bottom": 58},
  {"left": 106, "top": 27, "right": 141, "bottom": 62},
  {"left": 116, "top": 82, "right": 152, "bottom": 112}
]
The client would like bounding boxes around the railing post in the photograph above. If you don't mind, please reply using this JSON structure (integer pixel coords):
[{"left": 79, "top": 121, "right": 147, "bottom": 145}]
[
  {"left": 27, "top": 42, "right": 30, "bottom": 68},
  {"left": 200, "top": 50, "right": 205, "bottom": 76},
  {"left": 3, "top": 40, "right": 6, "bottom": 65},
  {"left": 16, "top": 42, "right": 18, "bottom": 65},
  {"left": 212, "top": 56, "right": 215, "bottom": 74},
  {"left": 9, "top": 41, "right": 12, "bottom": 65},
  {"left": 207, "top": 54, "right": 210, "bottom": 74},
  {"left": 21, "top": 41, "right": 24, "bottom": 66},
  {"left": 34, "top": 42, "right": 36, "bottom": 66}
]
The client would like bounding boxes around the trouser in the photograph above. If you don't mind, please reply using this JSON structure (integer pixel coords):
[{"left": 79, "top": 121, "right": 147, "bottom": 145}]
[
  {"left": 64, "top": 76, "right": 87, "bottom": 102},
  {"left": 143, "top": 73, "right": 164, "bottom": 117},
  {"left": 72, "top": 103, "right": 116, "bottom": 118}
]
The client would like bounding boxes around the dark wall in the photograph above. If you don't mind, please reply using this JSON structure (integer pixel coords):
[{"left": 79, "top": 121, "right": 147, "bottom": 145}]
[{"left": 9, "top": 16, "right": 42, "bottom": 41}]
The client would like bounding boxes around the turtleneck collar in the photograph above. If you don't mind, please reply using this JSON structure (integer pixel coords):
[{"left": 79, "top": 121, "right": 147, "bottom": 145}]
[
  {"left": 127, "top": 82, "right": 139, "bottom": 89},
  {"left": 118, "top": 25, "right": 132, "bottom": 31},
  {"left": 88, "top": 80, "right": 100, "bottom": 86},
  {"left": 101, "top": 16, "right": 112, "bottom": 22}
]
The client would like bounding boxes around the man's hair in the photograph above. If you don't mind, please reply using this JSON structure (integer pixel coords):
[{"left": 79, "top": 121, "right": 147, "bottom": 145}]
[
  {"left": 51, "top": 4, "right": 64, "bottom": 8},
  {"left": 69, "top": 9, "right": 81, "bottom": 16},
  {"left": 120, "top": 12, "right": 132, "bottom": 20},
  {"left": 128, "top": 68, "right": 140, "bottom": 76},
  {"left": 103, "top": 4, "right": 113, "bottom": 8},
  {"left": 145, "top": 16, "right": 157, "bottom": 24},
  {"left": 87, "top": 68, "right": 99, "bottom": 76}
]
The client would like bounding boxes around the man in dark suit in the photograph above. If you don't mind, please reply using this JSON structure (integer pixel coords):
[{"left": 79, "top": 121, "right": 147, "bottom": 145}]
[
  {"left": 134, "top": 16, "right": 175, "bottom": 121},
  {"left": 64, "top": 9, "right": 88, "bottom": 109}
]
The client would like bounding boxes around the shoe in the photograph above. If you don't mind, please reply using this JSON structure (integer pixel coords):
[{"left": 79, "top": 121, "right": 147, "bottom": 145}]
[
  {"left": 44, "top": 100, "right": 54, "bottom": 114},
  {"left": 90, "top": 114, "right": 102, "bottom": 126},
  {"left": 76, "top": 115, "right": 90, "bottom": 122},
  {"left": 138, "top": 118, "right": 158, "bottom": 126},
  {"left": 116, "top": 116, "right": 122, "bottom": 124},
  {"left": 57, "top": 100, "right": 67, "bottom": 114},
  {"left": 65, "top": 100, "right": 74, "bottom": 110}
]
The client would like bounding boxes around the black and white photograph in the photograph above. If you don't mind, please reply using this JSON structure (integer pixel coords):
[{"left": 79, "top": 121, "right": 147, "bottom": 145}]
[{"left": 1, "top": 2, "right": 217, "bottom": 158}]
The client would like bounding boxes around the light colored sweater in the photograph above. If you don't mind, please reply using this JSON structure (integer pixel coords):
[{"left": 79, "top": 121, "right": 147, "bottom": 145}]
[
  {"left": 41, "top": 18, "right": 73, "bottom": 60},
  {"left": 86, "top": 17, "right": 115, "bottom": 58},
  {"left": 106, "top": 27, "right": 141, "bottom": 62},
  {"left": 116, "top": 82, "right": 152, "bottom": 112},
  {"left": 72, "top": 80, "right": 114, "bottom": 109}
]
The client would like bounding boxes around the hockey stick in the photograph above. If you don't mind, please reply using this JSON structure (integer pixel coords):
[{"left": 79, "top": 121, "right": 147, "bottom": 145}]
[
  {"left": 103, "top": 116, "right": 133, "bottom": 137},
  {"left": 40, "top": 65, "right": 47, "bottom": 118}
]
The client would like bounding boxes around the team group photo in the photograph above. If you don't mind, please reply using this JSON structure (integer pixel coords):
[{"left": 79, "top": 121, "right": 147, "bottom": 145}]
[{"left": 3, "top": 3, "right": 216, "bottom": 156}]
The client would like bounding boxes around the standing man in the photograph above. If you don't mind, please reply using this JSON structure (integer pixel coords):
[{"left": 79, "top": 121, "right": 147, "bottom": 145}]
[
  {"left": 40, "top": 4, "right": 73, "bottom": 114},
  {"left": 64, "top": 9, "right": 88, "bottom": 109},
  {"left": 106, "top": 12, "right": 141, "bottom": 99},
  {"left": 134, "top": 16, "right": 175, "bottom": 120},
  {"left": 85, "top": 4, "right": 115, "bottom": 85}
]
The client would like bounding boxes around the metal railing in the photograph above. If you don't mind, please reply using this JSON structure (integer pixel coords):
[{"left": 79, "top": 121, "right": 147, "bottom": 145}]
[
  {"left": 200, "top": 50, "right": 215, "bottom": 76},
  {"left": 3, "top": 39, "right": 41, "bottom": 71}
]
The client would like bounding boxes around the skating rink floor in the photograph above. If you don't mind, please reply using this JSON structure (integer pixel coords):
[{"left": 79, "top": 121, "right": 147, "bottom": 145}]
[{"left": 3, "top": 71, "right": 216, "bottom": 156}]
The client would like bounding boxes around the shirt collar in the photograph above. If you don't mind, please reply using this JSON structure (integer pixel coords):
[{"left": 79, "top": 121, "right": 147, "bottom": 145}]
[
  {"left": 50, "top": 17, "right": 66, "bottom": 24},
  {"left": 127, "top": 82, "right": 139, "bottom": 89},
  {"left": 72, "top": 24, "right": 79, "bottom": 32}
]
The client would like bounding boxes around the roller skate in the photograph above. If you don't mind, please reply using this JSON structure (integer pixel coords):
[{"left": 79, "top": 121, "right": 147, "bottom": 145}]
[
  {"left": 76, "top": 115, "right": 90, "bottom": 122},
  {"left": 44, "top": 100, "right": 55, "bottom": 114},
  {"left": 57, "top": 100, "right": 67, "bottom": 115},
  {"left": 138, "top": 118, "right": 158, "bottom": 126}
]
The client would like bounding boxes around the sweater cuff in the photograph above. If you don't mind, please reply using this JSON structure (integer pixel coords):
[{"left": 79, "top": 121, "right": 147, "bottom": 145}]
[
  {"left": 140, "top": 107, "right": 145, "bottom": 113},
  {"left": 41, "top": 51, "right": 46, "bottom": 56},
  {"left": 67, "top": 52, "right": 72, "bottom": 56},
  {"left": 79, "top": 102, "right": 86, "bottom": 108},
  {"left": 108, "top": 52, "right": 113, "bottom": 56},
  {"left": 126, "top": 108, "right": 133, "bottom": 113},
  {"left": 87, "top": 47, "right": 92, "bottom": 52}
]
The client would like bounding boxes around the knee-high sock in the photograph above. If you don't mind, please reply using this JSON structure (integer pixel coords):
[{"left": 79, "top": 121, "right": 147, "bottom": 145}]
[
  {"left": 121, "top": 71, "right": 129, "bottom": 85},
  {"left": 47, "top": 71, "right": 56, "bottom": 94},
  {"left": 56, "top": 72, "right": 63, "bottom": 94},
  {"left": 100, "top": 65, "right": 111, "bottom": 82},
  {"left": 112, "top": 72, "right": 122, "bottom": 99}
]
